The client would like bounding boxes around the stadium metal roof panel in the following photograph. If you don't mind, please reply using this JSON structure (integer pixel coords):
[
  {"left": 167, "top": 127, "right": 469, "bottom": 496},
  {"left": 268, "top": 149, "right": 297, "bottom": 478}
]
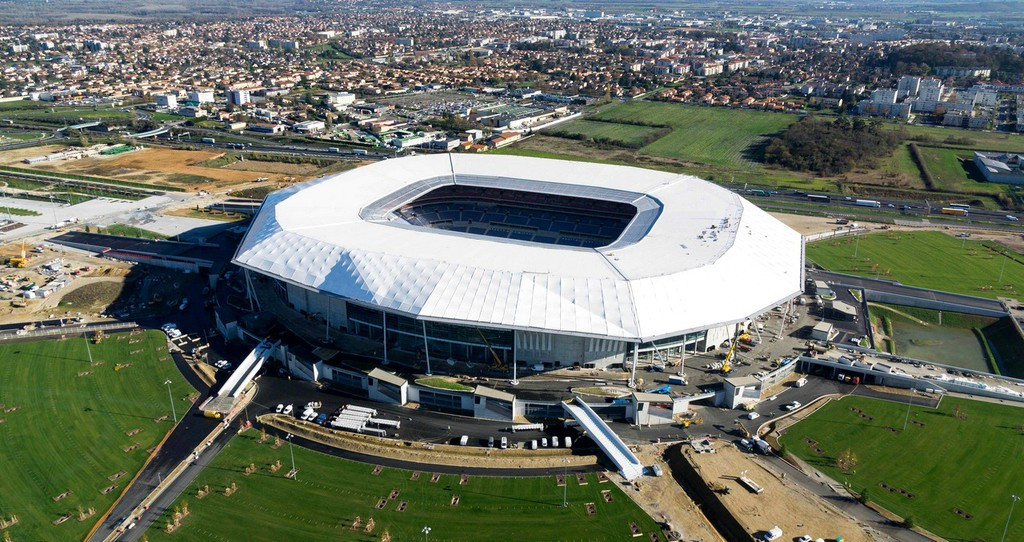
[{"left": 233, "top": 154, "right": 803, "bottom": 342}]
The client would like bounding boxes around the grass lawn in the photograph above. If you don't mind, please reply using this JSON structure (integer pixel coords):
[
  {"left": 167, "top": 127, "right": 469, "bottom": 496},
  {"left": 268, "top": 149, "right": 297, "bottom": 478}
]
[
  {"left": 147, "top": 432, "right": 664, "bottom": 541},
  {"left": 100, "top": 224, "right": 168, "bottom": 239},
  {"left": 917, "top": 145, "right": 1006, "bottom": 197},
  {"left": 592, "top": 102, "right": 799, "bottom": 167},
  {"left": 0, "top": 106, "right": 134, "bottom": 124},
  {"left": 807, "top": 231, "right": 1024, "bottom": 299},
  {"left": 902, "top": 123, "right": 1024, "bottom": 154},
  {"left": 0, "top": 205, "right": 40, "bottom": 216},
  {"left": 780, "top": 396, "right": 1024, "bottom": 541},
  {"left": 415, "top": 377, "right": 474, "bottom": 392},
  {"left": 0, "top": 331, "right": 194, "bottom": 540},
  {"left": 548, "top": 119, "right": 668, "bottom": 147},
  {"left": 0, "top": 131, "right": 46, "bottom": 141}
]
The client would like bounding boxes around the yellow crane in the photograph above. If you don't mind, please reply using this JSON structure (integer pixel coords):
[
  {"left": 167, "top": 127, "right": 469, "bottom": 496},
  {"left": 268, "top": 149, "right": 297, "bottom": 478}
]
[
  {"left": 720, "top": 337, "right": 738, "bottom": 374},
  {"left": 8, "top": 242, "right": 28, "bottom": 268}
]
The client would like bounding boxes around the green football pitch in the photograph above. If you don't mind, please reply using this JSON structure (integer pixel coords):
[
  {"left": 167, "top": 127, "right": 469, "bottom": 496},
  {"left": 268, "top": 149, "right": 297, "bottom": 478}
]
[
  {"left": 146, "top": 432, "right": 665, "bottom": 541},
  {"left": 0, "top": 331, "right": 194, "bottom": 540},
  {"left": 781, "top": 395, "right": 1024, "bottom": 540}
]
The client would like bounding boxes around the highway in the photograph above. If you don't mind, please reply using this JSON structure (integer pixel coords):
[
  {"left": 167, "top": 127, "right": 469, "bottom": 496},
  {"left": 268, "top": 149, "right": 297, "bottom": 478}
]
[{"left": 730, "top": 187, "right": 1023, "bottom": 228}]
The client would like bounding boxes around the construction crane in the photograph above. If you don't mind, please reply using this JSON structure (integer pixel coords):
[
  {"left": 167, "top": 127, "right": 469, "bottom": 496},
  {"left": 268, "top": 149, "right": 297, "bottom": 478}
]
[
  {"left": 8, "top": 242, "right": 28, "bottom": 268},
  {"left": 720, "top": 337, "right": 738, "bottom": 374}
]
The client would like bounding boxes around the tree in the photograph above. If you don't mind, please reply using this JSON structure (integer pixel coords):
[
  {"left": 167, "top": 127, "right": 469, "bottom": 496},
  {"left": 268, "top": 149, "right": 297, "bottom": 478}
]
[
  {"left": 903, "top": 515, "right": 916, "bottom": 528},
  {"left": 858, "top": 487, "right": 870, "bottom": 504},
  {"left": 836, "top": 448, "right": 859, "bottom": 473}
]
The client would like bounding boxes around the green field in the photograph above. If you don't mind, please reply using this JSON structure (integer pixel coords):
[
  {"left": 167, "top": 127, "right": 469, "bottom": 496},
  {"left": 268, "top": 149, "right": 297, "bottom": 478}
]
[
  {"left": 0, "top": 331, "right": 195, "bottom": 540},
  {"left": 0, "top": 131, "right": 46, "bottom": 141},
  {"left": 100, "top": 224, "right": 168, "bottom": 239},
  {"left": 807, "top": 231, "right": 1024, "bottom": 299},
  {"left": 0, "top": 105, "right": 133, "bottom": 125},
  {"left": 917, "top": 146, "right": 1006, "bottom": 196},
  {"left": 781, "top": 396, "right": 1024, "bottom": 540},
  {"left": 0, "top": 205, "right": 40, "bottom": 216},
  {"left": 902, "top": 124, "right": 1024, "bottom": 154},
  {"left": 147, "top": 432, "right": 663, "bottom": 541},
  {"left": 591, "top": 102, "right": 798, "bottom": 167},
  {"left": 549, "top": 119, "right": 668, "bottom": 147}
]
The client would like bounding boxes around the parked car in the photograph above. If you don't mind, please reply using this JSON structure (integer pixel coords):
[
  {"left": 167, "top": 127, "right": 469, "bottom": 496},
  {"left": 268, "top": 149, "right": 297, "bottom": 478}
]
[
  {"left": 275, "top": 404, "right": 284, "bottom": 413},
  {"left": 745, "top": 412, "right": 760, "bottom": 420},
  {"left": 796, "top": 536, "right": 812, "bottom": 542},
  {"left": 500, "top": 436, "right": 508, "bottom": 449},
  {"left": 459, "top": 435, "right": 469, "bottom": 446},
  {"left": 282, "top": 404, "right": 293, "bottom": 415},
  {"left": 487, "top": 436, "right": 495, "bottom": 448},
  {"left": 314, "top": 413, "right": 328, "bottom": 425},
  {"left": 541, "top": 437, "right": 549, "bottom": 447},
  {"left": 781, "top": 401, "right": 801, "bottom": 411}
]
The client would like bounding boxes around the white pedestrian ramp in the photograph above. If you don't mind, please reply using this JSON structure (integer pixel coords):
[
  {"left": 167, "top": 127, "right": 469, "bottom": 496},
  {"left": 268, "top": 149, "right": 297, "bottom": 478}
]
[
  {"left": 219, "top": 340, "right": 275, "bottom": 398},
  {"left": 562, "top": 397, "right": 645, "bottom": 481},
  {"left": 202, "top": 340, "right": 275, "bottom": 415}
]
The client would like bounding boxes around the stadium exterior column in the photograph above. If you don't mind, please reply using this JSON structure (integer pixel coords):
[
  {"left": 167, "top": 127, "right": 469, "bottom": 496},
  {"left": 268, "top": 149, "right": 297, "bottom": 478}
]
[
  {"left": 629, "top": 343, "right": 638, "bottom": 388},
  {"left": 325, "top": 296, "right": 331, "bottom": 342},
  {"left": 382, "top": 311, "right": 389, "bottom": 365},
  {"left": 510, "top": 338, "right": 518, "bottom": 385},
  {"left": 422, "top": 320, "right": 432, "bottom": 375},
  {"left": 244, "top": 269, "right": 254, "bottom": 312}
]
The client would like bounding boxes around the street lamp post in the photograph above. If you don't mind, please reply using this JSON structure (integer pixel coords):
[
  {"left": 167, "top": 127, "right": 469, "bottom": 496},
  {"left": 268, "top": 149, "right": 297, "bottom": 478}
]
[
  {"left": 84, "top": 333, "right": 93, "bottom": 364},
  {"left": 562, "top": 457, "right": 570, "bottom": 508},
  {"left": 286, "top": 433, "right": 296, "bottom": 479},
  {"left": 1001, "top": 494, "right": 1020, "bottom": 542},
  {"left": 163, "top": 379, "right": 177, "bottom": 423},
  {"left": 422, "top": 525, "right": 431, "bottom": 542},
  {"left": 903, "top": 389, "right": 915, "bottom": 431}
]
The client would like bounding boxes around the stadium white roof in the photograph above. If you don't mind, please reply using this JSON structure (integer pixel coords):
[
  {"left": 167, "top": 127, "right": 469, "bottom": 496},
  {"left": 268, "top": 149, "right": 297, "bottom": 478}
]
[{"left": 233, "top": 154, "right": 803, "bottom": 342}]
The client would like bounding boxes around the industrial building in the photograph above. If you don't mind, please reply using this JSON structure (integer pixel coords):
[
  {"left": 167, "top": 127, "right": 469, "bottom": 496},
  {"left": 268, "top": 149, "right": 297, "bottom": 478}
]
[{"left": 232, "top": 155, "right": 804, "bottom": 379}]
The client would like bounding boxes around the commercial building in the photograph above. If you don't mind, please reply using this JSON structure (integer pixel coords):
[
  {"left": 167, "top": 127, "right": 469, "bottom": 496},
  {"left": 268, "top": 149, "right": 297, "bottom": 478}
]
[
  {"left": 188, "top": 89, "right": 215, "bottom": 104},
  {"left": 228, "top": 89, "right": 252, "bottom": 106},
  {"left": 233, "top": 155, "right": 804, "bottom": 377},
  {"left": 155, "top": 93, "right": 177, "bottom": 109},
  {"left": 974, "top": 152, "right": 1024, "bottom": 185}
]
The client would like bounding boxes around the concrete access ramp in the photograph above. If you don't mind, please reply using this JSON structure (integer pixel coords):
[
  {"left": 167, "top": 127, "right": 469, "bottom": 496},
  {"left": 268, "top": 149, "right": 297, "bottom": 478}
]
[
  {"left": 563, "top": 397, "right": 645, "bottom": 480},
  {"left": 220, "top": 340, "right": 275, "bottom": 398},
  {"left": 202, "top": 340, "right": 276, "bottom": 415}
]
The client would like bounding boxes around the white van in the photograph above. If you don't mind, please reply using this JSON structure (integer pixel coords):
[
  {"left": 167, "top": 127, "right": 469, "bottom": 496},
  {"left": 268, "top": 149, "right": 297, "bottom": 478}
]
[
  {"left": 563, "top": 436, "right": 572, "bottom": 448},
  {"left": 459, "top": 435, "right": 469, "bottom": 446},
  {"left": 552, "top": 436, "right": 559, "bottom": 447},
  {"left": 528, "top": 440, "right": 538, "bottom": 450}
]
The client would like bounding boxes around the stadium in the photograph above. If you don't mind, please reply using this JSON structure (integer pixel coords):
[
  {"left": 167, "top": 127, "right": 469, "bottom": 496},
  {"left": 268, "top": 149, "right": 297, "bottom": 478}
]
[{"left": 233, "top": 154, "right": 804, "bottom": 375}]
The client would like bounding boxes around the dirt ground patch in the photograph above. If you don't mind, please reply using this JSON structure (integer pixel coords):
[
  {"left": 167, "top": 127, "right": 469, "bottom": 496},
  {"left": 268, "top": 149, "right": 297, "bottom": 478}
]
[
  {"left": 0, "top": 144, "right": 68, "bottom": 165},
  {"left": 632, "top": 445, "right": 724, "bottom": 541},
  {"left": 687, "top": 440, "right": 873, "bottom": 541},
  {"left": 52, "top": 279, "right": 125, "bottom": 312},
  {"left": 223, "top": 160, "right": 319, "bottom": 175},
  {"left": 16, "top": 147, "right": 313, "bottom": 190},
  {"left": 770, "top": 212, "right": 850, "bottom": 235}
]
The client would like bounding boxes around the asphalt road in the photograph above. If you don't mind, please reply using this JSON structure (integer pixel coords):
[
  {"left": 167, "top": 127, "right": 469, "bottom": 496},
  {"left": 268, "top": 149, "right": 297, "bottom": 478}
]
[
  {"left": 810, "top": 268, "right": 1007, "bottom": 313},
  {"left": 88, "top": 399, "right": 220, "bottom": 542},
  {"left": 115, "top": 422, "right": 236, "bottom": 542}
]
